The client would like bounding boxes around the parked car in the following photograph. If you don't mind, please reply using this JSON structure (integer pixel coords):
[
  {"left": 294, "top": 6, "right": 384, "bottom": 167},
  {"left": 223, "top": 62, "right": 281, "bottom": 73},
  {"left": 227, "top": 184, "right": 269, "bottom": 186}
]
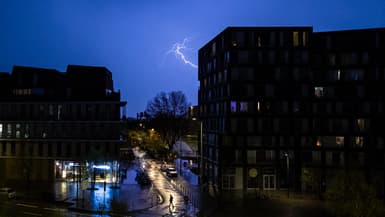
[
  {"left": 0, "top": 187, "right": 16, "bottom": 199},
  {"left": 166, "top": 167, "right": 178, "bottom": 178}
]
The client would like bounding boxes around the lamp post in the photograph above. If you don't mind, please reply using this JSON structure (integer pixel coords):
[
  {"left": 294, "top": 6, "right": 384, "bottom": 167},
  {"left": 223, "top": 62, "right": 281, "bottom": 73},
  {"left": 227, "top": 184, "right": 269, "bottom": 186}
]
[{"left": 284, "top": 152, "right": 290, "bottom": 198}]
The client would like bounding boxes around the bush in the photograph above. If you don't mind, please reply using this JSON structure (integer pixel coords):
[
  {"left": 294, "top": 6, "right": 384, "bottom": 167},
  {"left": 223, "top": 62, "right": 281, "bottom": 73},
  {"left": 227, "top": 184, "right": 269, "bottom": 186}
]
[{"left": 325, "top": 171, "right": 385, "bottom": 217}]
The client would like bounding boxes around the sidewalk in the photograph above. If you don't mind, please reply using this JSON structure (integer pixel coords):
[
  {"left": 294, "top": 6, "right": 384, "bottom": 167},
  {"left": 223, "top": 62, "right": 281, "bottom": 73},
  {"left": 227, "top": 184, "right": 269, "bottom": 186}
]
[
  {"left": 7, "top": 165, "right": 162, "bottom": 216},
  {"left": 209, "top": 190, "right": 332, "bottom": 217},
  {"left": 67, "top": 181, "right": 160, "bottom": 215}
]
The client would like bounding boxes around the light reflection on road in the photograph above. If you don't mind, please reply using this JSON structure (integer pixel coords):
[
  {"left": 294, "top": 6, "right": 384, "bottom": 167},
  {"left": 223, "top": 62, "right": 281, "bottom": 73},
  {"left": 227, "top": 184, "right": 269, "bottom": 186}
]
[{"left": 137, "top": 158, "right": 187, "bottom": 217}]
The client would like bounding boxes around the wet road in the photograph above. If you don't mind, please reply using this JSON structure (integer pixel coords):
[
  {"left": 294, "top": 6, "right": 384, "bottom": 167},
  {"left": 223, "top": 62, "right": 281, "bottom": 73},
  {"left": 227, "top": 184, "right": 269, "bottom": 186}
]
[
  {"left": 0, "top": 157, "right": 196, "bottom": 217},
  {"left": 0, "top": 200, "right": 113, "bottom": 217},
  {"left": 134, "top": 158, "right": 192, "bottom": 217}
]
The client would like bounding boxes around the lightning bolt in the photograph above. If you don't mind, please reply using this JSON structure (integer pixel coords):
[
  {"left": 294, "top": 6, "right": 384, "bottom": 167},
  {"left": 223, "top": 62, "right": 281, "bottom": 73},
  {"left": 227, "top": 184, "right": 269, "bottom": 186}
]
[{"left": 166, "top": 38, "right": 197, "bottom": 68}]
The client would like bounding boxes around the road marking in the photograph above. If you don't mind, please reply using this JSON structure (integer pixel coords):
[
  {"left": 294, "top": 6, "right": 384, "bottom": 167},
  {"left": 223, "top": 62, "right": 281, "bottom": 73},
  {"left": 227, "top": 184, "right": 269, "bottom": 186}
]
[
  {"left": 17, "top": 203, "right": 38, "bottom": 208},
  {"left": 43, "top": 207, "right": 65, "bottom": 212},
  {"left": 22, "top": 212, "right": 42, "bottom": 216}
]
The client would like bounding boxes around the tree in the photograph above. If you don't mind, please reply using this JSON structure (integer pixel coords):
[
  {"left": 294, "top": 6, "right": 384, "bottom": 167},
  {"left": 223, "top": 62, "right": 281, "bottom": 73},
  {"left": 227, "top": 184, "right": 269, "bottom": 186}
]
[
  {"left": 325, "top": 170, "right": 385, "bottom": 217},
  {"left": 145, "top": 91, "right": 190, "bottom": 157}
]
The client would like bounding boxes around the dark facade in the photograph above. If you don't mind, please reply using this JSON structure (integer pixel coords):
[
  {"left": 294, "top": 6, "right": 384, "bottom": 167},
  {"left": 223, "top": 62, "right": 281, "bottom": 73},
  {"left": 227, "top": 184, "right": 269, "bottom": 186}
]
[
  {"left": 198, "top": 27, "right": 385, "bottom": 196},
  {"left": 0, "top": 65, "right": 126, "bottom": 183}
]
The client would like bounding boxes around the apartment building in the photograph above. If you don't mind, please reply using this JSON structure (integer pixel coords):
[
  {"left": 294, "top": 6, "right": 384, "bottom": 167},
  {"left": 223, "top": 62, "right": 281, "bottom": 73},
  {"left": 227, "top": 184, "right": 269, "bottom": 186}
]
[
  {"left": 0, "top": 65, "right": 126, "bottom": 183},
  {"left": 198, "top": 27, "right": 385, "bottom": 196}
]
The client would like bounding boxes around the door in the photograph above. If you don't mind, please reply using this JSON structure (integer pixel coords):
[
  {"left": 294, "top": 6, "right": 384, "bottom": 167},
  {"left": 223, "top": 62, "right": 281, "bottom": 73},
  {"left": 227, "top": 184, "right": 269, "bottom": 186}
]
[{"left": 263, "top": 175, "right": 276, "bottom": 190}]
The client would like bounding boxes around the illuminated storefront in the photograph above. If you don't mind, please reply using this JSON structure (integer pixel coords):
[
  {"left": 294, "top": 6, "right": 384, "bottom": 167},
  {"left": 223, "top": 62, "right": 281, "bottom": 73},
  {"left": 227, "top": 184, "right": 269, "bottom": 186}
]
[{"left": 54, "top": 160, "right": 120, "bottom": 184}]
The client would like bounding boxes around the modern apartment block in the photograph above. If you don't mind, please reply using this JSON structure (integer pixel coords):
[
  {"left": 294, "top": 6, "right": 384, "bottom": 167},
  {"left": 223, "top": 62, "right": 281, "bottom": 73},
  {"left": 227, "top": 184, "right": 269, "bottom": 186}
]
[
  {"left": 198, "top": 27, "right": 385, "bottom": 196},
  {"left": 0, "top": 65, "right": 126, "bottom": 184}
]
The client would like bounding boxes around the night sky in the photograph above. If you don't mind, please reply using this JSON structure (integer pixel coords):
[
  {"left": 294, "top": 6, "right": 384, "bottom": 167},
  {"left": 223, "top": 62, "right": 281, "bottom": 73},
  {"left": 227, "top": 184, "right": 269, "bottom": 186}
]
[{"left": 1, "top": 0, "right": 385, "bottom": 117}]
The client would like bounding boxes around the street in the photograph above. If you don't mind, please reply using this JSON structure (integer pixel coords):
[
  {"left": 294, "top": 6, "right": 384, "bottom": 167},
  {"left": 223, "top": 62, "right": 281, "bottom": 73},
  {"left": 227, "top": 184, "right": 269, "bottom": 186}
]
[
  {"left": 0, "top": 200, "right": 108, "bottom": 217},
  {"left": 133, "top": 158, "right": 197, "bottom": 217},
  {"left": 0, "top": 157, "right": 198, "bottom": 217}
]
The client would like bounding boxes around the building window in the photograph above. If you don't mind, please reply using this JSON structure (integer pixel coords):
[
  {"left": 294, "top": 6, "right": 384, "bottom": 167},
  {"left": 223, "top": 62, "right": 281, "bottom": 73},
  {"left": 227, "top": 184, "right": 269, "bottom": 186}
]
[
  {"left": 293, "top": 31, "right": 299, "bottom": 47},
  {"left": 247, "top": 150, "right": 256, "bottom": 164},
  {"left": 302, "top": 32, "right": 307, "bottom": 46},
  {"left": 234, "top": 150, "right": 241, "bottom": 163},
  {"left": 66, "top": 143, "right": 71, "bottom": 157},
  {"left": 57, "top": 105, "right": 62, "bottom": 120},
  {"left": 312, "top": 151, "right": 321, "bottom": 163},
  {"left": 329, "top": 54, "right": 336, "bottom": 66},
  {"left": 224, "top": 52, "right": 230, "bottom": 64},
  {"left": 25, "top": 124, "right": 30, "bottom": 138},
  {"left": 16, "top": 124, "right": 21, "bottom": 139},
  {"left": 238, "top": 51, "right": 249, "bottom": 64},
  {"left": 355, "top": 137, "right": 364, "bottom": 148},
  {"left": 0, "top": 124, "right": 2, "bottom": 138},
  {"left": 248, "top": 136, "right": 262, "bottom": 147},
  {"left": 314, "top": 87, "right": 324, "bottom": 98},
  {"left": 57, "top": 142, "right": 62, "bottom": 157},
  {"left": 377, "top": 137, "right": 384, "bottom": 149},
  {"left": 240, "top": 102, "right": 248, "bottom": 112},
  {"left": 49, "top": 105, "right": 54, "bottom": 116},
  {"left": 336, "top": 137, "right": 344, "bottom": 147},
  {"left": 222, "top": 175, "right": 235, "bottom": 190},
  {"left": 356, "top": 119, "right": 366, "bottom": 131},
  {"left": 230, "top": 101, "right": 237, "bottom": 113},
  {"left": 337, "top": 69, "right": 341, "bottom": 80},
  {"left": 265, "top": 150, "right": 275, "bottom": 161},
  {"left": 7, "top": 124, "right": 12, "bottom": 138}
]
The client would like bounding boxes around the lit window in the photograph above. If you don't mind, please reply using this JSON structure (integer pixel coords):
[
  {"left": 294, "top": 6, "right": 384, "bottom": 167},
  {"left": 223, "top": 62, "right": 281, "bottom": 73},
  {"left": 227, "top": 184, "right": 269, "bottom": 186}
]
[
  {"left": 337, "top": 69, "right": 341, "bottom": 80},
  {"left": 355, "top": 137, "right": 364, "bottom": 148},
  {"left": 58, "top": 105, "right": 62, "bottom": 120},
  {"left": 224, "top": 52, "right": 230, "bottom": 64},
  {"left": 257, "top": 101, "right": 261, "bottom": 112},
  {"left": 16, "top": 124, "right": 20, "bottom": 139},
  {"left": 336, "top": 137, "right": 344, "bottom": 147},
  {"left": 25, "top": 124, "right": 29, "bottom": 138},
  {"left": 302, "top": 32, "right": 307, "bottom": 46},
  {"left": 240, "top": 102, "right": 248, "bottom": 112},
  {"left": 315, "top": 87, "right": 324, "bottom": 98},
  {"left": 230, "top": 101, "right": 237, "bottom": 113},
  {"left": 7, "top": 124, "right": 12, "bottom": 138},
  {"left": 293, "top": 31, "right": 299, "bottom": 47},
  {"left": 356, "top": 119, "right": 366, "bottom": 131},
  {"left": 0, "top": 124, "right": 2, "bottom": 138}
]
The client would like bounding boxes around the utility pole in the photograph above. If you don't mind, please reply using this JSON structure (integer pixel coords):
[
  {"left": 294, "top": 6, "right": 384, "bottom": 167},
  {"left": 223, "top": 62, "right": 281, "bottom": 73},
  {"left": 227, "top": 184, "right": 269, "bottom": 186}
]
[{"left": 284, "top": 152, "right": 290, "bottom": 198}]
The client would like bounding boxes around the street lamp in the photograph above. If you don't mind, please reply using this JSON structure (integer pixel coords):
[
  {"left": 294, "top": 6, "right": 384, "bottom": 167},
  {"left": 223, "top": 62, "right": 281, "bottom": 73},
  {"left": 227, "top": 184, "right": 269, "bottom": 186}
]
[{"left": 284, "top": 152, "right": 290, "bottom": 198}]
